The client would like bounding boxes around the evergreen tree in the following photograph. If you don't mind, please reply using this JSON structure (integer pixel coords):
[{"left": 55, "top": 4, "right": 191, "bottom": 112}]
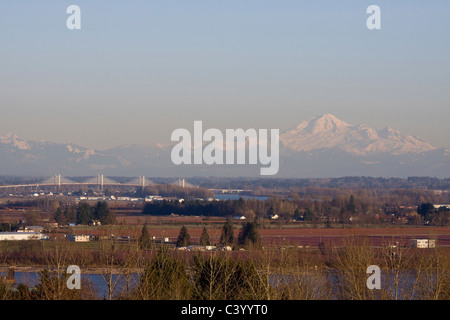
[
  {"left": 238, "top": 220, "right": 260, "bottom": 247},
  {"left": 139, "top": 223, "right": 152, "bottom": 249},
  {"left": 34, "top": 268, "right": 81, "bottom": 300},
  {"left": 94, "top": 201, "right": 115, "bottom": 225},
  {"left": 347, "top": 195, "right": 357, "bottom": 214},
  {"left": 192, "top": 254, "right": 266, "bottom": 300},
  {"left": 417, "top": 202, "right": 435, "bottom": 223},
  {"left": 76, "top": 202, "right": 93, "bottom": 225},
  {"left": 220, "top": 219, "right": 234, "bottom": 246},
  {"left": 199, "top": 227, "right": 211, "bottom": 246},
  {"left": 176, "top": 226, "right": 190, "bottom": 247},
  {"left": 137, "top": 249, "right": 192, "bottom": 299},
  {"left": 54, "top": 207, "right": 67, "bottom": 226},
  {"left": 64, "top": 206, "right": 77, "bottom": 224},
  {"left": 294, "top": 208, "right": 302, "bottom": 220},
  {"left": 303, "top": 208, "right": 314, "bottom": 221}
]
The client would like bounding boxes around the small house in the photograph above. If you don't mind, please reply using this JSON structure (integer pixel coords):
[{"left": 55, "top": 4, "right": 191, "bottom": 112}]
[
  {"left": 411, "top": 239, "right": 436, "bottom": 248},
  {"left": 66, "top": 234, "right": 91, "bottom": 242}
]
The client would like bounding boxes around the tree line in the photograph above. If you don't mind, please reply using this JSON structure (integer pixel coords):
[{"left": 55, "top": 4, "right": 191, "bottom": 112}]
[
  {"left": 186, "top": 176, "right": 450, "bottom": 191},
  {"left": 141, "top": 195, "right": 449, "bottom": 226},
  {"left": 138, "top": 219, "right": 260, "bottom": 250},
  {"left": 54, "top": 201, "right": 116, "bottom": 226},
  {"left": 173, "top": 219, "right": 260, "bottom": 248}
]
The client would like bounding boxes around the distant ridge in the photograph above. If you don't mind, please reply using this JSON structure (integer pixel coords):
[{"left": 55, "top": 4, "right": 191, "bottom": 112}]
[{"left": 0, "top": 115, "right": 448, "bottom": 178}]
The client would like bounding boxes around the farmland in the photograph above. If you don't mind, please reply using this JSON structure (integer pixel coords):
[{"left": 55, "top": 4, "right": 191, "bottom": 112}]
[
  {"left": 0, "top": 190, "right": 449, "bottom": 301},
  {"left": 39, "top": 212, "right": 450, "bottom": 255}
]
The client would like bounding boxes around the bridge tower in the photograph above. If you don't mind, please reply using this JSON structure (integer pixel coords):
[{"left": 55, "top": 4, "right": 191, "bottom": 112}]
[
  {"left": 97, "top": 174, "right": 104, "bottom": 191},
  {"left": 138, "top": 176, "right": 146, "bottom": 193},
  {"left": 53, "top": 174, "right": 60, "bottom": 185},
  {"left": 54, "top": 174, "right": 61, "bottom": 192}
]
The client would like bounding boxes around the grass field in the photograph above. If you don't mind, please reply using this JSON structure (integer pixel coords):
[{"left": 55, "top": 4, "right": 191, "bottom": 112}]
[{"left": 62, "top": 214, "right": 450, "bottom": 250}]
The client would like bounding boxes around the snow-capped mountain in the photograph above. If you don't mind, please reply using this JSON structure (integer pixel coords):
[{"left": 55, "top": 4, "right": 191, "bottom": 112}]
[
  {"left": 0, "top": 133, "right": 116, "bottom": 175},
  {"left": 0, "top": 134, "right": 32, "bottom": 150},
  {"left": 0, "top": 115, "right": 448, "bottom": 178},
  {"left": 280, "top": 114, "right": 436, "bottom": 156},
  {"left": 276, "top": 114, "right": 449, "bottom": 178},
  {"left": 0, "top": 133, "right": 175, "bottom": 176}
]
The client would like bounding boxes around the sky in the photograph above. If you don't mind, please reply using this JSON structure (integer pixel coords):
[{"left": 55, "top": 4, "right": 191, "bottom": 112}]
[{"left": 1, "top": 0, "right": 449, "bottom": 150}]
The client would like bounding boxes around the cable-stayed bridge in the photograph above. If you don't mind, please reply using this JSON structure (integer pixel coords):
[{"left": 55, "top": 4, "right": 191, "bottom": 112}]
[{"left": 0, "top": 174, "right": 193, "bottom": 192}]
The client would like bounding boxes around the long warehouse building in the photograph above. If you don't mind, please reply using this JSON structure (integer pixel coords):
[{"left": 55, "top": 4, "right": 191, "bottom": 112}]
[{"left": 0, "top": 232, "right": 49, "bottom": 241}]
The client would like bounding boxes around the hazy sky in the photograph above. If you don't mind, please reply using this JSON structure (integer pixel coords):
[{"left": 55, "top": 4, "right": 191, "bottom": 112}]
[{"left": 1, "top": 1, "right": 449, "bottom": 150}]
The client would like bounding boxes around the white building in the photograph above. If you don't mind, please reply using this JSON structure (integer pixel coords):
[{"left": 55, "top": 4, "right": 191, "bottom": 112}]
[
  {"left": 433, "top": 204, "right": 450, "bottom": 209},
  {"left": 411, "top": 239, "right": 436, "bottom": 248},
  {"left": 16, "top": 226, "right": 44, "bottom": 233},
  {"left": 145, "top": 195, "right": 163, "bottom": 202},
  {"left": 66, "top": 234, "right": 91, "bottom": 242},
  {"left": 0, "top": 232, "right": 49, "bottom": 241},
  {"left": 184, "top": 245, "right": 217, "bottom": 252},
  {"left": 88, "top": 220, "right": 101, "bottom": 226}
]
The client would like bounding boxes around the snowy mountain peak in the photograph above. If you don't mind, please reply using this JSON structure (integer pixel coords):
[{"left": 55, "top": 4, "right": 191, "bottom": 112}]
[
  {"left": 0, "top": 133, "right": 19, "bottom": 142},
  {"left": 313, "top": 113, "right": 351, "bottom": 128},
  {"left": 292, "top": 114, "right": 351, "bottom": 135},
  {"left": 280, "top": 114, "right": 436, "bottom": 156},
  {"left": 378, "top": 126, "right": 401, "bottom": 139},
  {"left": 0, "top": 133, "right": 30, "bottom": 150}
]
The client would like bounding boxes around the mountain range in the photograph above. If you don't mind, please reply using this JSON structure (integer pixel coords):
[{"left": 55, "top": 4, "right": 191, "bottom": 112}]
[{"left": 1, "top": 114, "right": 449, "bottom": 178}]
